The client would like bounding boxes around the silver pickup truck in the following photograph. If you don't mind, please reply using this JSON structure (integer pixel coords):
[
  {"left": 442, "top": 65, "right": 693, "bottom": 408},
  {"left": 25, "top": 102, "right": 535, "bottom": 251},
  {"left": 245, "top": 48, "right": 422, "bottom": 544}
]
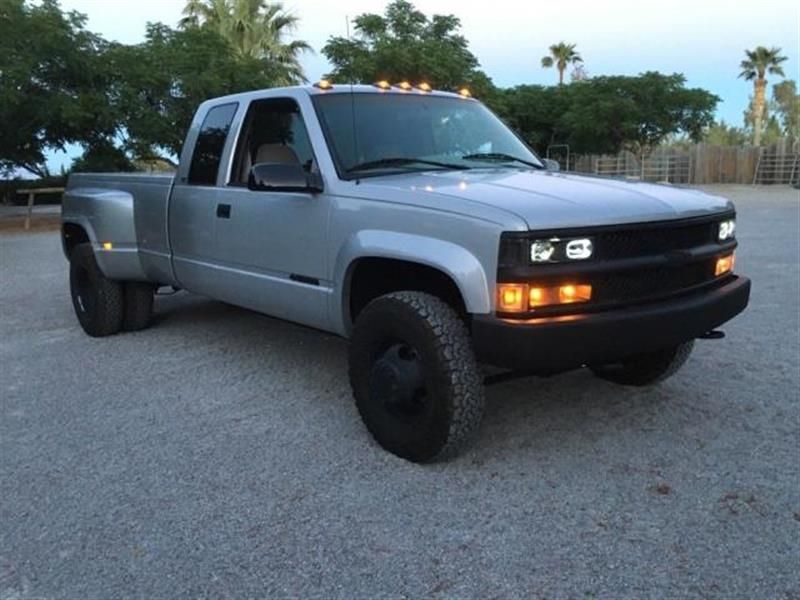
[{"left": 62, "top": 82, "right": 750, "bottom": 462}]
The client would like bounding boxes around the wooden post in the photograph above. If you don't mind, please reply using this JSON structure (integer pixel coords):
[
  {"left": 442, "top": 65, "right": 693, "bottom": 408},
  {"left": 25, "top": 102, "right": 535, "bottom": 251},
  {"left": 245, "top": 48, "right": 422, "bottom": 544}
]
[{"left": 24, "top": 191, "right": 35, "bottom": 230}]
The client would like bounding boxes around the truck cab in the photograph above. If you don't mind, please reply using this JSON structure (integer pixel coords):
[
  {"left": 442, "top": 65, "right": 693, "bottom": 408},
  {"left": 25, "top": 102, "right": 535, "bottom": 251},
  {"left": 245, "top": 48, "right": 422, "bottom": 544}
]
[{"left": 61, "top": 83, "right": 750, "bottom": 462}]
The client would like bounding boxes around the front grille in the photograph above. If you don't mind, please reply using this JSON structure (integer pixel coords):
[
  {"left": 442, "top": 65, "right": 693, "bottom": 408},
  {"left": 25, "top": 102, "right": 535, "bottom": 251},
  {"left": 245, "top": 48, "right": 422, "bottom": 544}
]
[{"left": 594, "top": 222, "right": 716, "bottom": 260}]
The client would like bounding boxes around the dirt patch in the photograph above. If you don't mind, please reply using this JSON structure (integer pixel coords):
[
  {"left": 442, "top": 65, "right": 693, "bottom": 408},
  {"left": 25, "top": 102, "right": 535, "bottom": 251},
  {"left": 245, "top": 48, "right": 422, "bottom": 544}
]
[{"left": 0, "top": 215, "right": 61, "bottom": 233}]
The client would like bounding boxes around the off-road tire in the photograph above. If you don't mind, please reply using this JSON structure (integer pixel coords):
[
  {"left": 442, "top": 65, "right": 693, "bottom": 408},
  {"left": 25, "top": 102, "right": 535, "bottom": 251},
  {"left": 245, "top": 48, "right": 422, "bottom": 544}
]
[
  {"left": 123, "top": 282, "right": 155, "bottom": 331},
  {"left": 348, "top": 291, "right": 485, "bottom": 463},
  {"left": 590, "top": 341, "right": 695, "bottom": 386},
  {"left": 69, "top": 243, "right": 124, "bottom": 337}
]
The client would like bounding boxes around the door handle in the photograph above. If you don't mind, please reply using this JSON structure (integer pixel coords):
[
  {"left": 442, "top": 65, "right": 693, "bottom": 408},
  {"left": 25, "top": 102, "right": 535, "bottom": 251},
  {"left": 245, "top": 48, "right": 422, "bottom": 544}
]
[{"left": 216, "top": 203, "right": 231, "bottom": 219}]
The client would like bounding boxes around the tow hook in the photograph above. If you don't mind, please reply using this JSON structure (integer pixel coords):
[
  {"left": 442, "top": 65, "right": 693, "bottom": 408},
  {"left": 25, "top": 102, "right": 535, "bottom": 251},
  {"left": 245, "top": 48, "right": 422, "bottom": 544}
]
[{"left": 698, "top": 330, "right": 725, "bottom": 340}]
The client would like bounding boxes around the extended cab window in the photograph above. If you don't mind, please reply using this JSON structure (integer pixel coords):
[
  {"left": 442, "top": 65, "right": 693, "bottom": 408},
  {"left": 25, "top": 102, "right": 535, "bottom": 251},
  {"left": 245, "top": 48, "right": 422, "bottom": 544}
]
[
  {"left": 187, "top": 103, "right": 238, "bottom": 186},
  {"left": 231, "top": 98, "right": 315, "bottom": 185}
]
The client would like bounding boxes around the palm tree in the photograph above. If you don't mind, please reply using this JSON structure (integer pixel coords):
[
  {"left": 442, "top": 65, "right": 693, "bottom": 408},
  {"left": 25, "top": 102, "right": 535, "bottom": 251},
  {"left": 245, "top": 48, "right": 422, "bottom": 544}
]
[
  {"left": 739, "top": 46, "right": 787, "bottom": 146},
  {"left": 180, "top": 0, "right": 311, "bottom": 84},
  {"left": 541, "top": 42, "right": 583, "bottom": 85}
]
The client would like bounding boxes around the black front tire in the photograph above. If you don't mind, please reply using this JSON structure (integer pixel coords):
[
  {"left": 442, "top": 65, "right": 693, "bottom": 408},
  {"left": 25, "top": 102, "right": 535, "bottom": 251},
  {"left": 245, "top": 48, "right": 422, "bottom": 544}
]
[
  {"left": 590, "top": 341, "right": 694, "bottom": 386},
  {"left": 348, "top": 291, "right": 485, "bottom": 463},
  {"left": 69, "top": 243, "right": 124, "bottom": 337},
  {"left": 123, "top": 282, "right": 155, "bottom": 331}
]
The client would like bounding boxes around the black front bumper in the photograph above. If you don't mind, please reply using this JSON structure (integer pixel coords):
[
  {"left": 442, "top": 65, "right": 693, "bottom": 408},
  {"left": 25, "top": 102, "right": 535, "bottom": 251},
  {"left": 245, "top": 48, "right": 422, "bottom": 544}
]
[{"left": 471, "top": 275, "right": 751, "bottom": 373}]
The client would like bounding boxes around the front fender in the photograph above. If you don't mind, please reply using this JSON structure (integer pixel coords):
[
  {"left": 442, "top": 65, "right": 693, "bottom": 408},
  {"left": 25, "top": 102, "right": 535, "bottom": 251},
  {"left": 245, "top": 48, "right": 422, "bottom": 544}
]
[{"left": 331, "top": 230, "right": 492, "bottom": 335}]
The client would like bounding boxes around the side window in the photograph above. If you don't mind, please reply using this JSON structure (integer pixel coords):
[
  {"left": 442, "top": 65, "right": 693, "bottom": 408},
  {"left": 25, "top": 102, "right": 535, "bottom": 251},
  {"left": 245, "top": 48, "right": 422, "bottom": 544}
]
[
  {"left": 230, "top": 98, "right": 316, "bottom": 185},
  {"left": 187, "top": 103, "right": 238, "bottom": 186}
]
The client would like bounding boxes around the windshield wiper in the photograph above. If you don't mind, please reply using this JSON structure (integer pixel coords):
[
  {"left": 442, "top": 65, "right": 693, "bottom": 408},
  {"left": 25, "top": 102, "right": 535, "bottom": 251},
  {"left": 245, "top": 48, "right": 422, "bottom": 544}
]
[
  {"left": 461, "top": 152, "right": 542, "bottom": 169},
  {"left": 346, "top": 157, "right": 469, "bottom": 174}
]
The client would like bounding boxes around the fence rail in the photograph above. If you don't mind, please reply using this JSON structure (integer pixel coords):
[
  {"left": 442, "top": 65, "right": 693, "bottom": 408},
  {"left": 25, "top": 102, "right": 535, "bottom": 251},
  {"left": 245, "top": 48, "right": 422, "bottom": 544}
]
[
  {"left": 15, "top": 187, "right": 65, "bottom": 230},
  {"left": 549, "top": 138, "right": 798, "bottom": 186}
]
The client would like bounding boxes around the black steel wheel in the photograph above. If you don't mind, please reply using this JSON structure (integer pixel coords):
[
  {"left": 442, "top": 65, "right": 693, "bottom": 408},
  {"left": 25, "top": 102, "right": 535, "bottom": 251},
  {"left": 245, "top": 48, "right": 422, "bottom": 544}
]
[
  {"left": 69, "top": 243, "right": 124, "bottom": 337},
  {"left": 349, "top": 291, "right": 485, "bottom": 462}
]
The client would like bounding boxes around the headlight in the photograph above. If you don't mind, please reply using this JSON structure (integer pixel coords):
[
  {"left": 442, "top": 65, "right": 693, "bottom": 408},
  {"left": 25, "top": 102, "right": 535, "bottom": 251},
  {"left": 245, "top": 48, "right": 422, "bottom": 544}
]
[
  {"left": 718, "top": 219, "right": 736, "bottom": 241},
  {"left": 531, "top": 240, "right": 556, "bottom": 262},
  {"left": 530, "top": 237, "right": 593, "bottom": 263}
]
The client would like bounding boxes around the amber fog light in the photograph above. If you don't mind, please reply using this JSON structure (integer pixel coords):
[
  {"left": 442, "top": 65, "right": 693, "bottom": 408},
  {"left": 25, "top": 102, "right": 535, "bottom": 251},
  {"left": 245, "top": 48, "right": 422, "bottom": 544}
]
[
  {"left": 529, "top": 284, "right": 591, "bottom": 307},
  {"left": 715, "top": 253, "right": 735, "bottom": 276},
  {"left": 558, "top": 284, "right": 592, "bottom": 304}
]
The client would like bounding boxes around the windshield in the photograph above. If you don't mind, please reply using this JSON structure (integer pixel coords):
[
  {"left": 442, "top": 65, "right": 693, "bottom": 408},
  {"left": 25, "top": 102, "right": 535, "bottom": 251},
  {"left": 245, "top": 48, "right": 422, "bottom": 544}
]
[{"left": 312, "top": 93, "right": 543, "bottom": 178}]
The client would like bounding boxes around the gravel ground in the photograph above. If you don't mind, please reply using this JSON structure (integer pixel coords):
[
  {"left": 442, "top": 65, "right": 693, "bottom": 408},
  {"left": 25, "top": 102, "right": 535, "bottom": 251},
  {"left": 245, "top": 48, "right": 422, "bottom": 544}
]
[{"left": 1, "top": 185, "right": 798, "bottom": 599}]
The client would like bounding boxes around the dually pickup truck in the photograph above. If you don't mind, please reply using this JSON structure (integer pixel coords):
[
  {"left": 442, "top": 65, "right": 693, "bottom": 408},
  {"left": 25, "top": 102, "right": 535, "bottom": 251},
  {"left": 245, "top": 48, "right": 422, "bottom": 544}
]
[{"left": 62, "top": 82, "right": 750, "bottom": 462}]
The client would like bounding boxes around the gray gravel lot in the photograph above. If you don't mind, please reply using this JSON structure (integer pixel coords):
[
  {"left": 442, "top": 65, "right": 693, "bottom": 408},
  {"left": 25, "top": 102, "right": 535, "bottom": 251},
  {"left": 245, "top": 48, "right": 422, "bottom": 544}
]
[{"left": 1, "top": 185, "right": 798, "bottom": 599}]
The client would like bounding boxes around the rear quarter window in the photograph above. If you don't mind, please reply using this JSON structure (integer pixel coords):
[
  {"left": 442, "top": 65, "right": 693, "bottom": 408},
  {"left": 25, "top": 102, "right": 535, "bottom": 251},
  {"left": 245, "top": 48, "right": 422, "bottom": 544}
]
[{"left": 187, "top": 103, "right": 238, "bottom": 186}]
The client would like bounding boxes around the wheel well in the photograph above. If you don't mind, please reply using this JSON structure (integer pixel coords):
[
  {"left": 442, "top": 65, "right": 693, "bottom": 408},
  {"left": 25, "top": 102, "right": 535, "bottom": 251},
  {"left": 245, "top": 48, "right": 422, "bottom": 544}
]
[
  {"left": 62, "top": 223, "right": 90, "bottom": 256},
  {"left": 347, "top": 258, "right": 467, "bottom": 324}
]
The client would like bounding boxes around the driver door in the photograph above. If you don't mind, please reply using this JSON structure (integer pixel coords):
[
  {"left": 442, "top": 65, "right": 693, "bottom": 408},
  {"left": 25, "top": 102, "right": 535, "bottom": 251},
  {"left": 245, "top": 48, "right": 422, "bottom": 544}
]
[{"left": 202, "top": 97, "right": 331, "bottom": 330}]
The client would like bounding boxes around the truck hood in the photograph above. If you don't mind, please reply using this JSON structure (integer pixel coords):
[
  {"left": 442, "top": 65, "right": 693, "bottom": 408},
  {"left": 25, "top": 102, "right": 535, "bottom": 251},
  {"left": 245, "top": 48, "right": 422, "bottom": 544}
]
[{"left": 353, "top": 168, "right": 733, "bottom": 230}]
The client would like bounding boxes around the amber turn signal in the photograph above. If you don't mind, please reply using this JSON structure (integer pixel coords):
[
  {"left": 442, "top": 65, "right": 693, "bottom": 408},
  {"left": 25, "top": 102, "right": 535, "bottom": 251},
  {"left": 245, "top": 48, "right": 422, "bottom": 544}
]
[
  {"left": 497, "top": 284, "right": 528, "bottom": 313},
  {"left": 715, "top": 253, "right": 735, "bottom": 276}
]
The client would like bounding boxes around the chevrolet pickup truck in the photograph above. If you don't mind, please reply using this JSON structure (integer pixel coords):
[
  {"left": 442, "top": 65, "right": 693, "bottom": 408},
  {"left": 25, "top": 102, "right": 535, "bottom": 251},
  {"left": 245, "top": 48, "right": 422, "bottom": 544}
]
[{"left": 62, "top": 82, "right": 750, "bottom": 462}]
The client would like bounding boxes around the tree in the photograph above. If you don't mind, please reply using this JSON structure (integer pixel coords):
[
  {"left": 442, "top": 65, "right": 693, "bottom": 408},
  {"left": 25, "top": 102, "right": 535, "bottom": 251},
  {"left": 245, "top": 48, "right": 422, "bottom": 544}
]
[
  {"left": 71, "top": 141, "right": 135, "bottom": 173},
  {"left": 739, "top": 46, "right": 787, "bottom": 146},
  {"left": 540, "top": 42, "right": 582, "bottom": 85},
  {"left": 772, "top": 80, "right": 800, "bottom": 143},
  {"left": 0, "top": 0, "right": 116, "bottom": 177},
  {"left": 702, "top": 121, "right": 748, "bottom": 146},
  {"left": 321, "top": 0, "right": 493, "bottom": 96},
  {"left": 497, "top": 72, "right": 718, "bottom": 155},
  {"left": 179, "top": 0, "right": 310, "bottom": 85},
  {"left": 107, "top": 23, "right": 282, "bottom": 160}
]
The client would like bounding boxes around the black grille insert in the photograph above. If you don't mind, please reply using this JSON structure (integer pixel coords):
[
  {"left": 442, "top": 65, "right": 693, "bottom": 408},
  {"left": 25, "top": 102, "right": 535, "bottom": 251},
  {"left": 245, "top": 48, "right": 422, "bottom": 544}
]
[{"left": 594, "top": 222, "right": 715, "bottom": 260}]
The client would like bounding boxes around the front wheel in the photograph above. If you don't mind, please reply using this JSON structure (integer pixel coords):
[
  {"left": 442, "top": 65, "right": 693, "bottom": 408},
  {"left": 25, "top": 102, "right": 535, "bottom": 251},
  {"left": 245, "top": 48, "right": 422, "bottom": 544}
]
[
  {"left": 590, "top": 341, "right": 694, "bottom": 386},
  {"left": 348, "top": 292, "right": 485, "bottom": 463}
]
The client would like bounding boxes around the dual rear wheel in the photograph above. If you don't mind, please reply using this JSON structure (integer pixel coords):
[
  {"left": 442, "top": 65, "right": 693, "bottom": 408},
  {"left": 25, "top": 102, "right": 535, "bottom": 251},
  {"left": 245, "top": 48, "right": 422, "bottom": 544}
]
[{"left": 69, "top": 243, "right": 154, "bottom": 337}]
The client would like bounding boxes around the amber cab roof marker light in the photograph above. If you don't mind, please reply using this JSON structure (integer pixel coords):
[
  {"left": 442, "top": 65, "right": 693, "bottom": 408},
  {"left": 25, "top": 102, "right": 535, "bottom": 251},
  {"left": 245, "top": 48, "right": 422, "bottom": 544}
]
[{"left": 313, "top": 79, "right": 333, "bottom": 90}]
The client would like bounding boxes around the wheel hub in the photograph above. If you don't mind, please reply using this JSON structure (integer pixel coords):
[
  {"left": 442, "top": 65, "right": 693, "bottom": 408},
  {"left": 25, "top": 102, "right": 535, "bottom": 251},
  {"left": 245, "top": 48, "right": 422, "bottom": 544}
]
[{"left": 369, "top": 344, "right": 426, "bottom": 418}]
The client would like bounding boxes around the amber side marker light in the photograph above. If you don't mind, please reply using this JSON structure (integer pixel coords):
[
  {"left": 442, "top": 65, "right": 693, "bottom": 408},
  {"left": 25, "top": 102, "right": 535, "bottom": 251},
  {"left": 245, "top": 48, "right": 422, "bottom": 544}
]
[
  {"left": 498, "top": 283, "right": 592, "bottom": 312},
  {"left": 102, "top": 242, "right": 113, "bottom": 250},
  {"left": 715, "top": 253, "right": 735, "bottom": 276}
]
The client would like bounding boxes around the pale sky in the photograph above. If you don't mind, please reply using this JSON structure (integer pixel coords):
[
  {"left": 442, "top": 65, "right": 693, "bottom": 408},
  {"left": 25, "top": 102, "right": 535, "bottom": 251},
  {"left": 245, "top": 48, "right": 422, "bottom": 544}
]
[{"left": 49, "top": 0, "right": 800, "bottom": 171}]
